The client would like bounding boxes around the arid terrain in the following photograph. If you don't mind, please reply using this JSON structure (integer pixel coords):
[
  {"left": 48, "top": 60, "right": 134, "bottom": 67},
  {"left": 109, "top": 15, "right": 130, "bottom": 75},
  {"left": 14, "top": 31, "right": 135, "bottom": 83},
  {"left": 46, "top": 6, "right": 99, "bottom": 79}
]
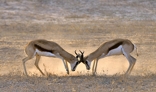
[{"left": 0, "top": 0, "right": 156, "bottom": 92}]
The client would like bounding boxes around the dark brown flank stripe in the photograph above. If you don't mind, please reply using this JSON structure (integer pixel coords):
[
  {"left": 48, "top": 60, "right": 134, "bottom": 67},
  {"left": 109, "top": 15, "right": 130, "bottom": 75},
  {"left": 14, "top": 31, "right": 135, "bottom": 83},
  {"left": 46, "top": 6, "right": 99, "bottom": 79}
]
[
  {"left": 34, "top": 44, "right": 54, "bottom": 53},
  {"left": 108, "top": 41, "right": 123, "bottom": 52}
]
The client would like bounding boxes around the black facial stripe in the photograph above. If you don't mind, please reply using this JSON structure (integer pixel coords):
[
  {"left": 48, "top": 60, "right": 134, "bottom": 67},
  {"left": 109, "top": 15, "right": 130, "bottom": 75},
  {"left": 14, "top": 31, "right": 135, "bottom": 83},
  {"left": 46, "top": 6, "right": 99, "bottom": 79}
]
[
  {"left": 108, "top": 42, "right": 123, "bottom": 52},
  {"left": 73, "top": 62, "right": 80, "bottom": 70},
  {"left": 86, "top": 61, "right": 89, "bottom": 68},
  {"left": 34, "top": 44, "right": 53, "bottom": 53},
  {"left": 76, "top": 56, "right": 79, "bottom": 58}
]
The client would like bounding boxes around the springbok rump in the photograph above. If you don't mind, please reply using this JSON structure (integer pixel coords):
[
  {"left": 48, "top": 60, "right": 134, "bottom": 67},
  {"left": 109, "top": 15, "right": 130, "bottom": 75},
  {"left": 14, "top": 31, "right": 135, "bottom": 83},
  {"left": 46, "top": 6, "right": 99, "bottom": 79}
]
[
  {"left": 22, "top": 39, "right": 82, "bottom": 76},
  {"left": 79, "top": 39, "right": 138, "bottom": 75}
]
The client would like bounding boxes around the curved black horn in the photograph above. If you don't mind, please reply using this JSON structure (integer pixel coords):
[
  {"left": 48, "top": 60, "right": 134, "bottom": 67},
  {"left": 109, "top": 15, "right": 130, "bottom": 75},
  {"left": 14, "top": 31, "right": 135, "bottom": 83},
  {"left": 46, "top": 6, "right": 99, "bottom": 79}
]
[
  {"left": 79, "top": 50, "right": 84, "bottom": 54},
  {"left": 75, "top": 50, "right": 78, "bottom": 55}
]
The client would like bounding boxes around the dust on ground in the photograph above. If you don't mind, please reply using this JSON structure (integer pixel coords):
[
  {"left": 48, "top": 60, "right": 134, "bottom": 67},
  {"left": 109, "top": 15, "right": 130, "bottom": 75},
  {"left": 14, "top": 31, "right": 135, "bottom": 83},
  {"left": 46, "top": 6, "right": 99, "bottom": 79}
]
[{"left": 0, "top": 0, "right": 156, "bottom": 92}]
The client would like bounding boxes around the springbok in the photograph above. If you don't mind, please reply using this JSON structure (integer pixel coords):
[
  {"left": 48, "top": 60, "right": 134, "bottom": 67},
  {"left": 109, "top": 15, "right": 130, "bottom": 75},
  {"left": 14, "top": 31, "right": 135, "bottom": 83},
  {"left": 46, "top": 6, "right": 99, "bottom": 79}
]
[
  {"left": 80, "top": 39, "right": 138, "bottom": 75},
  {"left": 22, "top": 39, "right": 82, "bottom": 76}
]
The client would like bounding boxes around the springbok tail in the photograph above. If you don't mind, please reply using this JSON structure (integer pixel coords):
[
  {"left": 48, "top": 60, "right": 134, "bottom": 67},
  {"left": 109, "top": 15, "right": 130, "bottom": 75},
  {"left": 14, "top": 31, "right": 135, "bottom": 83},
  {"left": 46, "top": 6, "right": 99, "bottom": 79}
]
[{"left": 133, "top": 44, "right": 139, "bottom": 56}]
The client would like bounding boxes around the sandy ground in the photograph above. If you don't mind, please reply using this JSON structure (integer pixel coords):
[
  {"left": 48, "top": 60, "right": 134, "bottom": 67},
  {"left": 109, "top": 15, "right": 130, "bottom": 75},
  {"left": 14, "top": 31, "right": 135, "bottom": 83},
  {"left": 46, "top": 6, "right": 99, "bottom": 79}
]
[{"left": 0, "top": 0, "right": 156, "bottom": 92}]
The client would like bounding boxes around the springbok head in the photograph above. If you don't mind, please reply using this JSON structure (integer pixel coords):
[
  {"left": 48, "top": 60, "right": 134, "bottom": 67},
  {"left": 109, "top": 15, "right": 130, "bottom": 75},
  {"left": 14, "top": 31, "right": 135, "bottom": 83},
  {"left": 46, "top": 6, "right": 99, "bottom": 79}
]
[
  {"left": 72, "top": 50, "right": 84, "bottom": 71},
  {"left": 74, "top": 50, "right": 90, "bottom": 70}
]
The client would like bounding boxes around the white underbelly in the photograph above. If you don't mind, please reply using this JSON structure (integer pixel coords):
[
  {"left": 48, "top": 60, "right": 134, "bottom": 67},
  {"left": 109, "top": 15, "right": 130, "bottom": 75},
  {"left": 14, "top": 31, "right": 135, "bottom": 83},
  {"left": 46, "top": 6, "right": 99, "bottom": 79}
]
[
  {"left": 35, "top": 49, "right": 56, "bottom": 57},
  {"left": 106, "top": 45, "right": 123, "bottom": 56}
]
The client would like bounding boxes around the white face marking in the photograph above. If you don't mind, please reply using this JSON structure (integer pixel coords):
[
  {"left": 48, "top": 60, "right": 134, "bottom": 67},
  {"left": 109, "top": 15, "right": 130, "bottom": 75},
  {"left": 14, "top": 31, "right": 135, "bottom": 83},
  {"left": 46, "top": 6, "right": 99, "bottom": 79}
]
[
  {"left": 36, "top": 49, "right": 56, "bottom": 57},
  {"left": 107, "top": 45, "right": 123, "bottom": 56}
]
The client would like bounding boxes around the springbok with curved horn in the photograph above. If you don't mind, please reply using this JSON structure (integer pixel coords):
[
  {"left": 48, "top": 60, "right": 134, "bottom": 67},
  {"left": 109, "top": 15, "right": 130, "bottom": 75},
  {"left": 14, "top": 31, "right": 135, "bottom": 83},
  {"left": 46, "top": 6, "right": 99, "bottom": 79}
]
[
  {"left": 80, "top": 39, "right": 138, "bottom": 75},
  {"left": 22, "top": 39, "right": 82, "bottom": 76}
]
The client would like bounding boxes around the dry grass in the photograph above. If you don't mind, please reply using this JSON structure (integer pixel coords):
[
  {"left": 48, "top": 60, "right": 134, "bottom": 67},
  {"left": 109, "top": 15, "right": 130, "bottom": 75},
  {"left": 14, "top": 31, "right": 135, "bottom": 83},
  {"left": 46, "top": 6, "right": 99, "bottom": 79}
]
[{"left": 0, "top": 72, "right": 156, "bottom": 92}]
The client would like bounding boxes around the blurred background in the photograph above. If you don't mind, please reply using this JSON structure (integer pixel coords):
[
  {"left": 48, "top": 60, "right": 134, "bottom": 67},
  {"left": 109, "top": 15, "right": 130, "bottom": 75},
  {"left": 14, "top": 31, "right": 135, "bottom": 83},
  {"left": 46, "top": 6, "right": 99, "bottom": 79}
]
[{"left": 0, "top": 0, "right": 156, "bottom": 76}]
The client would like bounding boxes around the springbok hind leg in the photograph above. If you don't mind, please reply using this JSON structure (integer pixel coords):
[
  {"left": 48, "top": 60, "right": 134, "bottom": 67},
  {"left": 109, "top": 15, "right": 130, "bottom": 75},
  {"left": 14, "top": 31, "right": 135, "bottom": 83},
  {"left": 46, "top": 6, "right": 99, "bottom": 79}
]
[
  {"left": 35, "top": 55, "right": 45, "bottom": 75},
  {"left": 128, "top": 56, "right": 136, "bottom": 74},
  {"left": 125, "top": 57, "right": 133, "bottom": 75},
  {"left": 122, "top": 48, "right": 133, "bottom": 75}
]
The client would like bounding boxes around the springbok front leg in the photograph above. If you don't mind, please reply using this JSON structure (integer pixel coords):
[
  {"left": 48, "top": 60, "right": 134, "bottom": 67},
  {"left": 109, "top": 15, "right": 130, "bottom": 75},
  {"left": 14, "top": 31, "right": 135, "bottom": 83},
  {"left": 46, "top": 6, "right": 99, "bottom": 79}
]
[
  {"left": 61, "top": 59, "right": 69, "bottom": 74},
  {"left": 55, "top": 54, "right": 69, "bottom": 74},
  {"left": 92, "top": 58, "right": 100, "bottom": 75},
  {"left": 92, "top": 59, "right": 96, "bottom": 75},
  {"left": 65, "top": 60, "right": 69, "bottom": 74}
]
